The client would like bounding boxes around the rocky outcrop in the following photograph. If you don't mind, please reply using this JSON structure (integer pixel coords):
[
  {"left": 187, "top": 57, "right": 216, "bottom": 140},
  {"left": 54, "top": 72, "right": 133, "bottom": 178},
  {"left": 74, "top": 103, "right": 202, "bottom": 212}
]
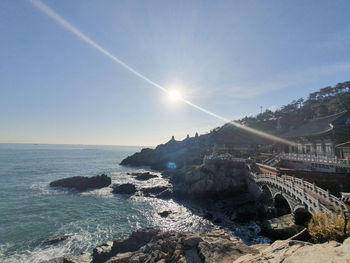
[
  {"left": 45, "top": 227, "right": 350, "bottom": 263},
  {"left": 111, "top": 183, "right": 136, "bottom": 195},
  {"left": 120, "top": 135, "right": 209, "bottom": 170},
  {"left": 170, "top": 157, "right": 250, "bottom": 200},
  {"left": 120, "top": 122, "right": 273, "bottom": 170},
  {"left": 235, "top": 236, "right": 350, "bottom": 263},
  {"left": 128, "top": 172, "right": 158, "bottom": 180},
  {"left": 91, "top": 228, "right": 259, "bottom": 263},
  {"left": 49, "top": 174, "right": 111, "bottom": 191}
]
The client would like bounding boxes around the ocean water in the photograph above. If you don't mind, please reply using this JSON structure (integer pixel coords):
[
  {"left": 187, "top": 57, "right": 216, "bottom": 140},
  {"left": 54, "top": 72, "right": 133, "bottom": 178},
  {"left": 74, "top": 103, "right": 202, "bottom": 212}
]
[{"left": 0, "top": 143, "right": 219, "bottom": 263}]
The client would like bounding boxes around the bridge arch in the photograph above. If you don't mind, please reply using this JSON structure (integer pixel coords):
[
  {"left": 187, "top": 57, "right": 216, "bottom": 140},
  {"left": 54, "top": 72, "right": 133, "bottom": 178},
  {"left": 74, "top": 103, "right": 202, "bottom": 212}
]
[
  {"left": 293, "top": 206, "right": 312, "bottom": 225},
  {"left": 261, "top": 184, "right": 273, "bottom": 201},
  {"left": 274, "top": 193, "right": 292, "bottom": 216}
]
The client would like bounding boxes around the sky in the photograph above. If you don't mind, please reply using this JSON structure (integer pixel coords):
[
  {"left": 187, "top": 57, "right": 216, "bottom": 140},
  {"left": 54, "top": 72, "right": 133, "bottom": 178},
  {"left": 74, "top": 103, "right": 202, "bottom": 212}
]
[{"left": 1, "top": 0, "right": 350, "bottom": 146}]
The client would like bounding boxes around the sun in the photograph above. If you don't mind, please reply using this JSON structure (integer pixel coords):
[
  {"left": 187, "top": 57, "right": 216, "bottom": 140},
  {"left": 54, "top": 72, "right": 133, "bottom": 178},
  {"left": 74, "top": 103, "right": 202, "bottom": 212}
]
[{"left": 169, "top": 90, "right": 181, "bottom": 101}]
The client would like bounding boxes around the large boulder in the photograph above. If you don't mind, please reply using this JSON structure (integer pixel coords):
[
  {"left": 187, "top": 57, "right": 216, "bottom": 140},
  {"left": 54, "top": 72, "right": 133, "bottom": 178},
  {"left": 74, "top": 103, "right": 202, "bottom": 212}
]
[
  {"left": 111, "top": 183, "right": 137, "bottom": 195},
  {"left": 49, "top": 174, "right": 111, "bottom": 191}
]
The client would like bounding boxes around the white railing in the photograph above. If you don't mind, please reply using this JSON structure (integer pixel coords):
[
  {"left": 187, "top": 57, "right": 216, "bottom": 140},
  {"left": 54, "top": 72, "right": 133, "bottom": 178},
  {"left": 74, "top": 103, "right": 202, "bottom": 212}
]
[
  {"left": 279, "top": 153, "right": 350, "bottom": 167},
  {"left": 203, "top": 153, "right": 245, "bottom": 163}
]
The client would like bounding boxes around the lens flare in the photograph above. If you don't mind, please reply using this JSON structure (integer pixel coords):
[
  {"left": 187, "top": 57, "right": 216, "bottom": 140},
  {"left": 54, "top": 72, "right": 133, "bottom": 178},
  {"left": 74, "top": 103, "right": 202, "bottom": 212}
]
[
  {"left": 167, "top": 162, "right": 177, "bottom": 169},
  {"left": 30, "top": 0, "right": 295, "bottom": 146}
]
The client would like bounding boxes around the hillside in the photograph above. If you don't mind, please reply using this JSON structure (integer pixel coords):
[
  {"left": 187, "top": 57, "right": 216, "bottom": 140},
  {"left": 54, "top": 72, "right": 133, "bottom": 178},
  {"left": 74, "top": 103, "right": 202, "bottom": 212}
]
[{"left": 121, "top": 81, "right": 350, "bottom": 170}]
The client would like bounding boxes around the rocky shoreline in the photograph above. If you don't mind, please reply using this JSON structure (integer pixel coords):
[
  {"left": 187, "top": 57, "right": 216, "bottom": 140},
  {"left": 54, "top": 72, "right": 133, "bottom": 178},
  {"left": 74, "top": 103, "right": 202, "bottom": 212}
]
[
  {"left": 45, "top": 156, "right": 322, "bottom": 262},
  {"left": 45, "top": 227, "right": 350, "bottom": 263}
]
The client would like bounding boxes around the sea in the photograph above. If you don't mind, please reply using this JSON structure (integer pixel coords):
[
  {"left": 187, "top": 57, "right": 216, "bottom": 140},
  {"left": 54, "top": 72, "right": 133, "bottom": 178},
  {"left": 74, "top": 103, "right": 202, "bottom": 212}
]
[{"left": 0, "top": 143, "right": 266, "bottom": 263}]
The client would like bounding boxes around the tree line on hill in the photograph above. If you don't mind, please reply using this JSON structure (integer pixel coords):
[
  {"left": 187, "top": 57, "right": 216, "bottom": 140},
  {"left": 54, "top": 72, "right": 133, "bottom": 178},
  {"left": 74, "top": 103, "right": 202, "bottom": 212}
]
[{"left": 236, "top": 81, "right": 350, "bottom": 134}]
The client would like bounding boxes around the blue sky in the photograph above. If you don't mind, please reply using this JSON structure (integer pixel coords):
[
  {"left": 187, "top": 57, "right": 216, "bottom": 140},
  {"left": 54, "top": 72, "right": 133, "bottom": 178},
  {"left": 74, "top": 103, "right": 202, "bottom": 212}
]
[{"left": 1, "top": 0, "right": 350, "bottom": 146}]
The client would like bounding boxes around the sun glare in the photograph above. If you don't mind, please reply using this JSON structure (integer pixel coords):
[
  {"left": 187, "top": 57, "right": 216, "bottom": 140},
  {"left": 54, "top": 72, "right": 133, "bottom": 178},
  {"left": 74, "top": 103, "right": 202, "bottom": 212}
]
[{"left": 169, "top": 90, "right": 181, "bottom": 101}]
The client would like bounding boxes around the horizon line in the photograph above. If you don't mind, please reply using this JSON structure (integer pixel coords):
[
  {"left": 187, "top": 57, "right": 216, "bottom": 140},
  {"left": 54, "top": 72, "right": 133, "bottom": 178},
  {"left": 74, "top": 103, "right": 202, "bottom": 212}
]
[{"left": 0, "top": 142, "right": 155, "bottom": 148}]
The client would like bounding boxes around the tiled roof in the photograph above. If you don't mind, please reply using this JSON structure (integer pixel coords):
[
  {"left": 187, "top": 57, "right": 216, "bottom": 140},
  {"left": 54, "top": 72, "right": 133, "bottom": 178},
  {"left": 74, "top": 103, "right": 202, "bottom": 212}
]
[{"left": 282, "top": 111, "right": 347, "bottom": 138}]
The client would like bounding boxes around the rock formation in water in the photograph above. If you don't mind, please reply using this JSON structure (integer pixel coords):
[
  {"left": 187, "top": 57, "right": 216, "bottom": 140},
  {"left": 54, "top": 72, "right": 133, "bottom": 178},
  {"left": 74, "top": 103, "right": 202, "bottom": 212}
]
[
  {"left": 128, "top": 172, "right": 158, "bottom": 180},
  {"left": 111, "top": 183, "right": 173, "bottom": 199},
  {"left": 111, "top": 183, "right": 136, "bottom": 195},
  {"left": 43, "top": 234, "right": 73, "bottom": 245},
  {"left": 49, "top": 174, "right": 111, "bottom": 191}
]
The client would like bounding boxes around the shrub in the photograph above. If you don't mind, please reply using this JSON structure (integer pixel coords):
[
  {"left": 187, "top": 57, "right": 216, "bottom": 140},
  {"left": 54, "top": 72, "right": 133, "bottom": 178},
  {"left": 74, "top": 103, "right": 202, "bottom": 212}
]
[{"left": 308, "top": 211, "right": 350, "bottom": 243}]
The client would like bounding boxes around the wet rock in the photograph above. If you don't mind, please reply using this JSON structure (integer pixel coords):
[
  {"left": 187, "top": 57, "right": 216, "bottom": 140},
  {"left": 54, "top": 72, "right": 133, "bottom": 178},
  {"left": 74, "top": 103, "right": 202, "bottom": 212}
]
[
  {"left": 213, "top": 217, "right": 222, "bottom": 224},
  {"left": 158, "top": 211, "right": 171, "bottom": 218},
  {"left": 140, "top": 186, "right": 168, "bottom": 197},
  {"left": 128, "top": 172, "right": 158, "bottom": 181},
  {"left": 156, "top": 188, "right": 173, "bottom": 199},
  {"left": 204, "top": 212, "right": 213, "bottom": 220},
  {"left": 43, "top": 234, "right": 72, "bottom": 245},
  {"left": 92, "top": 241, "right": 114, "bottom": 263},
  {"left": 111, "top": 183, "right": 136, "bottom": 195},
  {"left": 63, "top": 253, "right": 92, "bottom": 263},
  {"left": 49, "top": 174, "right": 111, "bottom": 191}
]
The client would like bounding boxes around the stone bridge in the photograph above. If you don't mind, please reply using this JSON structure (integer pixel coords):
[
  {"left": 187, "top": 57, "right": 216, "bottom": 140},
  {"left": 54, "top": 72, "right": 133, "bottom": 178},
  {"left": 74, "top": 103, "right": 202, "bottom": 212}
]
[{"left": 250, "top": 172, "right": 347, "bottom": 224}]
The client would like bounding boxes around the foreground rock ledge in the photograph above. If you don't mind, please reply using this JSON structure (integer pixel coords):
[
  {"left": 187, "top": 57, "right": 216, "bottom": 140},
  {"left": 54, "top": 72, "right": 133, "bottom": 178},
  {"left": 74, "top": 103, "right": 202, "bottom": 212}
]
[
  {"left": 236, "top": 237, "right": 350, "bottom": 263},
  {"left": 92, "top": 228, "right": 258, "bottom": 263},
  {"left": 45, "top": 228, "right": 350, "bottom": 263}
]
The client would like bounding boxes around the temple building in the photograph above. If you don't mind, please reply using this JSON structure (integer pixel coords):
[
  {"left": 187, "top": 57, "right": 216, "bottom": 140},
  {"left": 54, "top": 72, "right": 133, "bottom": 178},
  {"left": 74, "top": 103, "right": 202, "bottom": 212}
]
[
  {"left": 281, "top": 111, "right": 350, "bottom": 157},
  {"left": 336, "top": 141, "right": 350, "bottom": 159}
]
